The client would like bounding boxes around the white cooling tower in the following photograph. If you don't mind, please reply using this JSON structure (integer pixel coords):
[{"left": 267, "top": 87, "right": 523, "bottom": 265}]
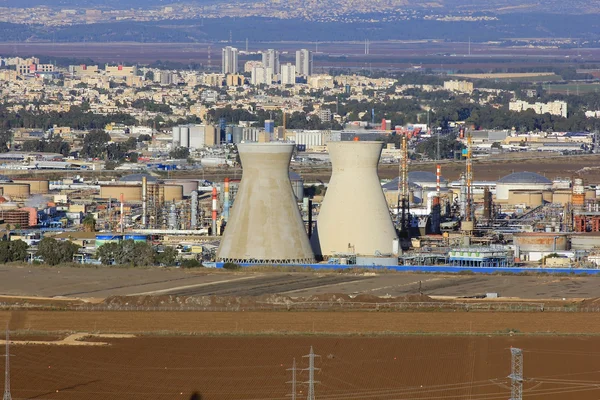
[
  {"left": 216, "top": 143, "right": 315, "bottom": 264},
  {"left": 312, "top": 141, "right": 398, "bottom": 257}
]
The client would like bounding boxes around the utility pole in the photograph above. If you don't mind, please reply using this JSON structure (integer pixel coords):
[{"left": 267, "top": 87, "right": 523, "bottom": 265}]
[
  {"left": 508, "top": 347, "right": 523, "bottom": 400},
  {"left": 3, "top": 329, "right": 12, "bottom": 400},
  {"left": 303, "top": 347, "right": 320, "bottom": 400},
  {"left": 287, "top": 358, "right": 297, "bottom": 400}
]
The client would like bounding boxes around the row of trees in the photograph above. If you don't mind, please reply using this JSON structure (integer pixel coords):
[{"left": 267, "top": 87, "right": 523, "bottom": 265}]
[{"left": 95, "top": 240, "right": 197, "bottom": 267}]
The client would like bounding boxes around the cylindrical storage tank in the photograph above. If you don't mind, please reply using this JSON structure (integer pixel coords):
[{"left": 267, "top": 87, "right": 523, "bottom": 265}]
[
  {"left": 233, "top": 126, "right": 243, "bottom": 144},
  {"left": 172, "top": 126, "right": 181, "bottom": 145},
  {"left": 542, "top": 191, "right": 553, "bottom": 203},
  {"left": 12, "top": 179, "right": 49, "bottom": 194},
  {"left": 513, "top": 233, "right": 568, "bottom": 252},
  {"left": 162, "top": 184, "right": 184, "bottom": 202},
  {"left": 164, "top": 180, "right": 199, "bottom": 197},
  {"left": 552, "top": 190, "right": 572, "bottom": 205},
  {"left": 100, "top": 185, "right": 143, "bottom": 201},
  {"left": 312, "top": 141, "right": 398, "bottom": 258},
  {"left": 96, "top": 234, "right": 123, "bottom": 247},
  {"left": 123, "top": 234, "right": 148, "bottom": 243},
  {"left": 0, "top": 183, "right": 30, "bottom": 199},
  {"left": 217, "top": 143, "right": 315, "bottom": 264},
  {"left": 571, "top": 234, "right": 600, "bottom": 250},
  {"left": 586, "top": 189, "right": 596, "bottom": 200},
  {"left": 180, "top": 126, "right": 190, "bottom": 148},
  {"left": 507, "top": 191, "right": 543, "bottom": 207},
  {"left": 289, "top": 171, "right": 304, "bottom": 200}
]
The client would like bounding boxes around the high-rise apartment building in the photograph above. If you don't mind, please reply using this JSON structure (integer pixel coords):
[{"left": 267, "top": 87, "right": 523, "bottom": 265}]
[
  {"left": 296, "top": 49, "right": 312, "bottom": 76},
  {"left": 222, "top": 46, "right": 239, "bottom": 74},
  {"left": 261, "top": 49, "right": 279, "bottom": 75},
  {"left": 251, "top": 66, "right": 273, "bottom": 85},
  {"left": 280, "top": 63, "right": 296, "bottom": 85}
]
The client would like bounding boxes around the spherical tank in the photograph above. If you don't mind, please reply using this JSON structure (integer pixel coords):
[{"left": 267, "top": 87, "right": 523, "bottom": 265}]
[
  {"left": 312, "top": 141, "right": 398, "bottom": 257},
  {"left": 217, "top": 143, "right": 315, "bottom": 264},
  {"left": 100, "top": 185, "right": 143, "bottom": 201},
  {"left": 0, "top": 184, "right": 30, "bottom": 199},
  {"left": 162, "top": 185, "right": 184, "bottom": 202},
  {"left": 12, "top": 179, "right": 49, "bottom": 194},
  {"left": 513, "top": 233, "right": 568, "bottom": 252}
]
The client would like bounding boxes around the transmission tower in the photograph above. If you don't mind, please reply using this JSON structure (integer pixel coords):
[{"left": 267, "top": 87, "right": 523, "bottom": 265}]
[
  {"left": 508, "top": 347, "right": 523, "bottom": 400},
  {"left": 3, "top": 329, "right": 11, "bottom": 400},
  {"left": 303, "top": 347, "right": 320, "bottom": 400},
  {"left": 287, "top": 358, "right": 297, "bottom": 400}
]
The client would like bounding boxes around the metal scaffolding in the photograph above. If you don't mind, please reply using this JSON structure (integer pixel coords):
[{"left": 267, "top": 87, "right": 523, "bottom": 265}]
[{"left": 509, "top": 347, "right": 523, "bottom": 400}]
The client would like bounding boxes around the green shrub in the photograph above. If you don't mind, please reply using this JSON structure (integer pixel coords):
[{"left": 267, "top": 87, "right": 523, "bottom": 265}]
[{"left": 223, "top": 262, "right": 241, "bottom": 270}]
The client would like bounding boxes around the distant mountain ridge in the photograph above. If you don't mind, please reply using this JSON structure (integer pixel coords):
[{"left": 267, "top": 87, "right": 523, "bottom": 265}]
[{"left": 0, "top": 0, "right": 598, "bottom": 14}]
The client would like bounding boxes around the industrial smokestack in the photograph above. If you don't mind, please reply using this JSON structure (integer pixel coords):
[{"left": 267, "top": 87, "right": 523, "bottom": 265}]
[
  {"left": 191, "top": 190, "right": 198, "bottom": 229},
  {"left": 211, "top": 186, "right": 217, "bottom": 236},
  {"left": 120, "top": 193, "right": 124, "bottom": 234},
  {"left": 312, "top": 141, "right": 398, "bottom": 258},
  {"left": 142, "top": 175, "right": 148, "bottom": 227},
  {"left": 169, "top": 202, "right": 177, "bottom": 229},
  {"left": 436, "top": 164, "right": 441, "bottom": 197},
  {"left": 223, "top": 178, "right": 230, "bottom": 221},
  {"left": 216, "top": 143, "right": 315, "bottom": 264}
]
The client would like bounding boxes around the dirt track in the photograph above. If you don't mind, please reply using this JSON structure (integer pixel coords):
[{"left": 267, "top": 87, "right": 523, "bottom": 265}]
[
  {"left": 1, "top": 310, "right": 600, "bottom": 334},
  {"left": 7, "top": 335, "right": 600, "bottom": 400}
]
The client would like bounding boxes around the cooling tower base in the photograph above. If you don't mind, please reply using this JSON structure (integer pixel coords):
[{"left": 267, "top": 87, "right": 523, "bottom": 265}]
[{"left": 217, "top": 257, "right": 316, "bottom": 264}]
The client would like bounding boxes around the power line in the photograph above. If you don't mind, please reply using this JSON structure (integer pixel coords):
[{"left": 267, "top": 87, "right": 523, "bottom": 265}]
[
  {"left": 303, "top": 347, "right": 320, "bottom": 400},
  {"left": 3, "top": 328, "right": 11, "bottom": 400},
  {"left": 509, "top": 347, "right": 523, "bottom": 400},
  {"left": 287, "top": 358, "right": 297, "bottom": 400}
]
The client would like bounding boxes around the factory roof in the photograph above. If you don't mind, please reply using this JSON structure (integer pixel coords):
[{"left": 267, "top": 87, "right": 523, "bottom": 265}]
[
  {"left": 0, "top": 175, "right": 12, "bottom": 183},
  {"left": 119, "top": 173, "right": 158, "bottom": 183},
  {"left": 381, "top": 178, "right": 421, "bottom": 191},
  {"left": 498, "top": 171, "right": 552, "bottom": 185},
  {"left": 408, "top": 171, "right": 448, "bottom": 184}
]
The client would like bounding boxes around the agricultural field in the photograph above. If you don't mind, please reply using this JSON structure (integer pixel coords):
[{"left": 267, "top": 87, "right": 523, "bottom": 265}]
[
  {"left": 4, "top": 334, "right": 600, "bottom": 400},
  {"left": 546, "top": 82, "right": 600, "bottom": 94}
]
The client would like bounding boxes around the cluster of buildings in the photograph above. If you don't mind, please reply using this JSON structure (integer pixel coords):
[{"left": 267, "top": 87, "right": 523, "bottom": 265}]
[
  {"left": 509, "top": 100, "right": 568, "bottom": 118},
  {"left": 222, "top": 47, "right": 312, "bottom": 85}
]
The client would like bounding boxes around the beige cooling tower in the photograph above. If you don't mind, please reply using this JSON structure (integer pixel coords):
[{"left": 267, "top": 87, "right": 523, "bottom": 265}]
[
  {"left": 312, "top": 141, "right": 398, "bottom": 258},
  {"left": 217, "top": 143, "right": 315, "bottom": 264}
]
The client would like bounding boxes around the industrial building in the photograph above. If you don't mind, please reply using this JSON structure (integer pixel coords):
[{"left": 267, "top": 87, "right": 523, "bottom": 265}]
[
  {"left": 312, "top": 141, "right": 398, "bottom": 261},
  {"left": 217, "top": 143, "right": 315, "bottom": 264}
]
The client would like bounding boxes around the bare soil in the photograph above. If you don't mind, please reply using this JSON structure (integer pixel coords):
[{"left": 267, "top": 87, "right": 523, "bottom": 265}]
[{"left": 6, "top": 335, "right": 600, "bottom": 400}]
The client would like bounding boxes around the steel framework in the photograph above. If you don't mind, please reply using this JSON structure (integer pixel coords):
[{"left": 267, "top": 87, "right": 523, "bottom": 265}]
[
  {"left": 303, "top": 347, "right": 320, "bottom": 400},
  {"left": 3, "top": 329, "right": 11, "bottom": 400},
  {"left": 509, "top": 347, "right": 523, "bottom": 400}
]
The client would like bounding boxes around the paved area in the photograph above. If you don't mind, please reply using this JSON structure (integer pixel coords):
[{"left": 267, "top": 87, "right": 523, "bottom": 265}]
[{"left": 1, "top": 265, "right": 599, "bottom": 300}]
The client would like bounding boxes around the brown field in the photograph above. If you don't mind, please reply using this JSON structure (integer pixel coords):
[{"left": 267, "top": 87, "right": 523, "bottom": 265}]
[
  {"left": 177, "top": 154, "right": 600, "bottom": 184},
  {"left": 1, "top": 310, "right": 600, "bottom": 334},
  {"left": 1, "top": 41, "right": 599, "bottom": 70},
  {"left": 5, "top": 335, "right": 600, "bottom": 400}
]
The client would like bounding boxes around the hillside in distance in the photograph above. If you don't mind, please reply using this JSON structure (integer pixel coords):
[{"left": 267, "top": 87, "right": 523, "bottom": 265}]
[{"left": 0, "top": 0, "right": 599, "bottom": 14}]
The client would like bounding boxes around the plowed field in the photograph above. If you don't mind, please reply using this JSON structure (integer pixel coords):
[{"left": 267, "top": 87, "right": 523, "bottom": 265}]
[
  {"left": 0, "top": 310, "right": 599, "bottom": 334},
  {"left": 6, "top": 336, "right": 600, "bottom": 400}
]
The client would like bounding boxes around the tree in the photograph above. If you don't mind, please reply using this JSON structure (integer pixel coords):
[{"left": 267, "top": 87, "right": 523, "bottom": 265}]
[
  {"left": 137, "top": 134, "right": 152, "bottom": 142},
  {"left": 81, "top": 130, "right": 111, "bottom": 159},
  {"left": 9, "top": 240, "right": 28, "bottom": 262},
  {"left": 155, "top": 247, "right": 178, "bottom": 266},
  {"left": 96, "top": 242, "right": 121, "bottom": 265},
  {"left": 36, "top": 237, "right": 80, "bottom": 266},
  {"left": 169, "top": 147, "right": 190, "bottom": 159},
  {"left": 82, "top": 214, "right": 96, "bottom": 232}
]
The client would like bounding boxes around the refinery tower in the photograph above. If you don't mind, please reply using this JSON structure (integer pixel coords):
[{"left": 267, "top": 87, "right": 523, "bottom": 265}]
[
  {"left": 217, "top": 143, "right": 315, "bottom": 264},
  {"left": 312, "top": 141, "right": 398, "bottom": 259}
]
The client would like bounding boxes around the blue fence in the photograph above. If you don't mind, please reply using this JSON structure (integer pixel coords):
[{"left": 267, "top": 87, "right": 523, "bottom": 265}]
[{"left": 214, "top": 262, "right": 600, "bottom": 275}]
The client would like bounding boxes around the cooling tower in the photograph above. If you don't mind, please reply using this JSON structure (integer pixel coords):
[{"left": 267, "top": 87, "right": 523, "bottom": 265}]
[
  {"left": 216, "top": 143, "right": 315, "bottom": 264},
  {"left": 312, "top": 141, "right": 398, "bottom": 258}
]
